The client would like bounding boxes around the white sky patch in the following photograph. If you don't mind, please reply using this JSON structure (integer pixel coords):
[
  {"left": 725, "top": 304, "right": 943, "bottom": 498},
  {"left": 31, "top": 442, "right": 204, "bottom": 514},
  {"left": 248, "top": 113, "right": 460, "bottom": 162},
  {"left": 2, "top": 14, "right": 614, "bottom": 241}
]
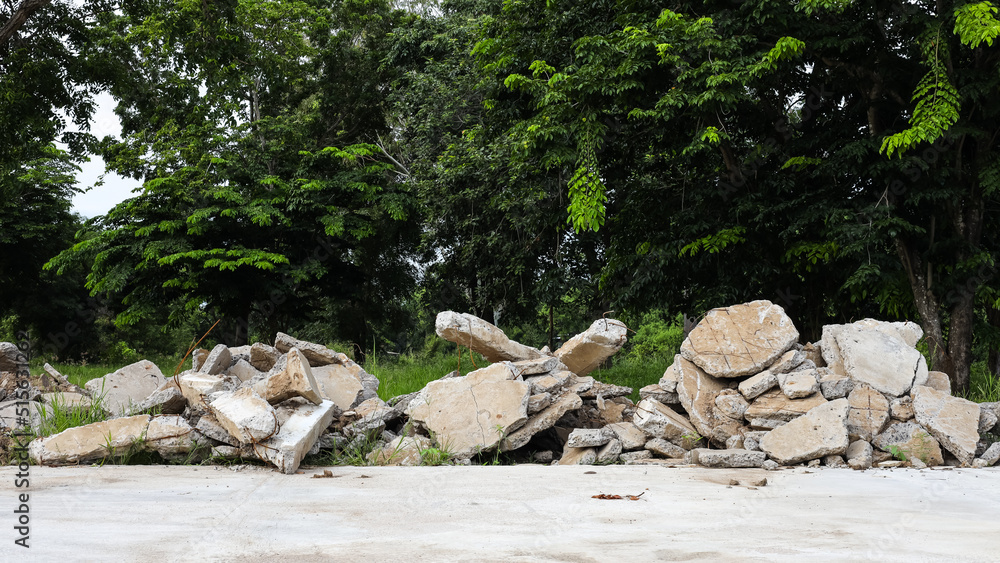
[{"left": 68, "top": 91, "right": 137, "bottom": 219}]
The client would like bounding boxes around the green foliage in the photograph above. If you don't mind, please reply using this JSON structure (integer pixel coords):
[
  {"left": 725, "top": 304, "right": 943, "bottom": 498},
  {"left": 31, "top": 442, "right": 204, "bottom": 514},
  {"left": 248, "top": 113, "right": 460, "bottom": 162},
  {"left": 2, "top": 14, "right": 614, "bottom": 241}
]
[
  {"left": 621, "top": 312, "right": 685, "bottom": 362},
  {"left": 954, "top": 1, "right": 1000, "bottom": 48},
  {"left": 35, "top": 393, "right": 110, "bottom": 439}
]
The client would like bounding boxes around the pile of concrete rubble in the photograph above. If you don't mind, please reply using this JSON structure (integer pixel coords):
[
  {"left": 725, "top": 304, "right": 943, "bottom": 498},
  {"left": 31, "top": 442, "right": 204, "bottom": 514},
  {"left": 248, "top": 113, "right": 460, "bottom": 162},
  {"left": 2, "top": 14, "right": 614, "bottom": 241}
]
[{"left": 6, "top": 300, "right": 1000, "bottom": 473}]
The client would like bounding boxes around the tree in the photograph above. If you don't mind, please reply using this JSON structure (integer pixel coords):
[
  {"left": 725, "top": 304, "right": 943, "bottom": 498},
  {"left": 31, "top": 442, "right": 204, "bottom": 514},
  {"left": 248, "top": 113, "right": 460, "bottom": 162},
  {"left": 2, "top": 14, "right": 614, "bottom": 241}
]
[
  {"left": 48, "top": 0, "right": 419, "bottom": 351},
  {"left": 474, "top": 0, "right": 1000, "bottom": 391}
]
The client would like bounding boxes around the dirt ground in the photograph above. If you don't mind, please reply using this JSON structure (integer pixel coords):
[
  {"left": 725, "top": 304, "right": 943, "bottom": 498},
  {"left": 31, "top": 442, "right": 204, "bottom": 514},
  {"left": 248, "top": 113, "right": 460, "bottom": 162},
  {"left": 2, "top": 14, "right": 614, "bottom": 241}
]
[{"left": 1, "top": 463, "right": 998, "bottom": 562}]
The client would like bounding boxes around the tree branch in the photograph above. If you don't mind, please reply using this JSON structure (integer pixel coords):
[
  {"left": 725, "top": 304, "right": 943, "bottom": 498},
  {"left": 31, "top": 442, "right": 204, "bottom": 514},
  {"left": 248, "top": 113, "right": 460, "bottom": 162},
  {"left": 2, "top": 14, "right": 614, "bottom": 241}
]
[{"left": 0, "top": 0, "right": 52, "bottom": 51}]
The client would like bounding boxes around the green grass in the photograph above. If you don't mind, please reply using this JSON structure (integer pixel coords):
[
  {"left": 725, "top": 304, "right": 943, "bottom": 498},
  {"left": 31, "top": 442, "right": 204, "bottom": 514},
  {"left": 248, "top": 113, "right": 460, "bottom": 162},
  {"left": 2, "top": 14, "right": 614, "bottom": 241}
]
[
  {"left": 368, "top": 349, "right": 484, "bottom": 400},
  {"left": 965, "top": 361, "right": 1000, "bottom": 403},
  {"left": 30, "top": 355, "right": 193, "bottom": 389},
  {"left": 35, "top": 392, "right": 110, "bottom": 439},
  {"left": 592, "top": 357, "right": 666, "bottom": 403}
]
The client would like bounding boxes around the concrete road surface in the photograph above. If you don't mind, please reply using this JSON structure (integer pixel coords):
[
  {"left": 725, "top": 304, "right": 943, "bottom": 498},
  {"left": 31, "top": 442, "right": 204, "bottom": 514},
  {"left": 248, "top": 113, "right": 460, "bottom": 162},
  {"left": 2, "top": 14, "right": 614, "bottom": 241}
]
[{"left": 1, "top": 464, "right": 997, "bottom": 562}]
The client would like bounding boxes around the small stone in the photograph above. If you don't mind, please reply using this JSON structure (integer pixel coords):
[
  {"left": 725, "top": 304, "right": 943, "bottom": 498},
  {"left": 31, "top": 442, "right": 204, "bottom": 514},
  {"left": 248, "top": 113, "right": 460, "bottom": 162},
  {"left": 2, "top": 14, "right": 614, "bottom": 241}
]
[
  {"left": 226, "top": 359, "right": 262, "bottom": 384},
  {"left": 596, "top": 439, "right": 623, "bottom": 463},
  {"left": 745, "top": 388, "right": 828, "bottom": 422},
  {"left": 368, "top": 435, "right": 432, "bottom": 466},
  {"left": 738, "top": 370, "right": 778, "bottom": 400},
  {"left": 806, "top": 459, "right": 821, "bottom": 467},
  {"left": 566, "top": 427, "right": 613, "bottom": 448},
  {"left": 790, "top": 359, "right": 818, "bottom": 372},
  {"left": 645, "top": 437, "right": 687, "bottom": 458},
  {"left": 823, "top": 455, "right": 847, "bottom": 467},
  {"left": 819, "top": 372, "right": 855, "bottom": 400},
  {"left": 979, "top": 406, "right": 998, "bottom": 435},
  {"left": 200, "top": 344, "right": 232, "bottom": 375},
  {"left": 800, "top": 342, "right": 824, "bottom": 367},
  {"left": 274, "top": 332, "right": 339, "bottom": 367},
  {"left": 748, "top": 418, "right": 787, "bottom": 430},
  {"left": 779, "top": 371, "right": 820, "bottom": 399},
  {"left": 176, "top": 371, "right": 226, "bottom": 411},
  {"left": 659, "top": 360, "right": 682, "bottom": 393},
  {"left": 846, "top": 439, "right": 873, "bottom": 470},
  {"left": 762, "top": 459, "right": 779, "bottom": 470},
  {"left": 692, "top": 448, "right": 766, "bottom": 468},
  {"left": 532, "top": 450, "right": 554, "bottom": 464},
  {"left": 975, "top": 442, "right": 1000, "bottom": 467}
]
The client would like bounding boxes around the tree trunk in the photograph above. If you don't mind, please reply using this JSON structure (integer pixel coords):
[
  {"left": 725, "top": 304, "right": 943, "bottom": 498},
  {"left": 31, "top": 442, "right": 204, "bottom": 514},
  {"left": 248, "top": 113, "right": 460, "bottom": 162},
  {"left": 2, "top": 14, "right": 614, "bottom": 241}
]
[
  {"left": 0, "top": 0, "right": 52, "bottom": 50},
  {"left": 988, "top": 305, "right": 1000, "bottom": 378}
]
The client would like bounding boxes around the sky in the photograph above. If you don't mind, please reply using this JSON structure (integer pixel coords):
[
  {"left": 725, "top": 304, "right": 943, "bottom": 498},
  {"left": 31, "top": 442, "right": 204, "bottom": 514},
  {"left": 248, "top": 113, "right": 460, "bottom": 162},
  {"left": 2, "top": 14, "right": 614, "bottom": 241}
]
[{"left": 68, "top": 92, "right": 137, "bottom": 219}]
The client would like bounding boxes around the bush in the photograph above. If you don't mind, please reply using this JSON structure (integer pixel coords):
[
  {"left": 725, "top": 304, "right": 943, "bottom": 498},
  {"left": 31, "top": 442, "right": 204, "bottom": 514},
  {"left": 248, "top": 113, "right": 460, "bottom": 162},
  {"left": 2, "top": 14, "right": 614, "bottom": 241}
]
[{"left": 622, "top": 312, "right": 685, "bottom": 363}]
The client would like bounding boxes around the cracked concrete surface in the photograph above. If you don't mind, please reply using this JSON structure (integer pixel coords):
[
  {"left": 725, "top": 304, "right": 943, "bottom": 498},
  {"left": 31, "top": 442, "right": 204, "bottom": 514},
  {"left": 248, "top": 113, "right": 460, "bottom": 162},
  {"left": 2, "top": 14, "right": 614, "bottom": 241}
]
[{"left": 3, "top": 465, "right": 998, "bottom": 562}]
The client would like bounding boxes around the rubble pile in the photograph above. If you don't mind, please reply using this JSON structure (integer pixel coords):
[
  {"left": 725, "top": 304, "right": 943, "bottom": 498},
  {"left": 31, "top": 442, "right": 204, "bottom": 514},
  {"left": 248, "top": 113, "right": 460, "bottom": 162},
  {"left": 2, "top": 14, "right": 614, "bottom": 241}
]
[{"left": 4, "top": 300, "right": 999, "bottom": 473}]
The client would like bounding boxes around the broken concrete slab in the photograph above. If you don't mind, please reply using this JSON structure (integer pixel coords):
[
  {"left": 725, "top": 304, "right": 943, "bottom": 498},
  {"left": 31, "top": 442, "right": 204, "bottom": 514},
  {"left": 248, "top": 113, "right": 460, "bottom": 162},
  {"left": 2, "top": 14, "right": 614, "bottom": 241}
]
[
  {"left": 553, "top": 318, "right": 628, "bottom": 376},
  {"left": 633, "top": 398, "right": 698, "bottom": 444},
  {"left": 176, "top": 371, "right": 226, "bottom": 411},
  {"left": 912, "top": 385, "right": 980, "bottom": 465},
  {"left": 691, "top": 448, "right": 766, "bottom": 468},
  {"left": 194, "top": 413, "right": 238, "bottom": 446},
  {"left": 639, "top": 383, "right": 679, "bottom": 405},
  {"left": 250, "top": 342, "right": 280, "bottom": 372},
  {"left": 566, "top": 427, "right": 613, "bottom": 448},
  {"left": 0, "top": 399, "right": 43, "bottom": 432},
  {"left": 558, "top": 446, "right": 597, "bottom": 465},
  {"left": 738, "top": 370, "right": 778, "bottom": 401},
  {"left": 409, "top": 363, "right": 530, "bottom": 458},
  {"left": 606, "top": 422, "right": 648, "bottom": 451},
  {"left": 274, "top": 332, "right": 339, "bottom": 367},
  {"left": 29, "top": 415, "right": 151, "bottom": 465},
  {"left": 890, "top": 396, "right": 915, "bottom": 421},
  {"left": 127, "top": 381, "right": 186, "bottom": 416},
  {"left": 645, "top": 437, "right": 687, "bottom": 458},
  {"left": 846, "top": 385, "right": 890, "bottom": 442},
  {"left": 40, "top": 392, "right": 92, "bottom": 409},
  {"left": 679, "top": 300, "right": 799, "bottom": 378},
  {"left": 925, "top": 371, "right": 952, "bottom": 394},
  {"left": 84, "top": 360, "right": 166, "bottom": 416},
  {"left": 872, "top": 422, "right": 943, "bottom": 467},
  {"left": 146, "top": 415, "right": 201, "bottom": 461},
  {"left": 511, "top": 356, "right": 563, "bottom": 376},
  {"left": 250, "top": 398, "right": 337, "bottom": 474},
  {"left": 759, "top": 398, "right": 850, "bottom": 465},
  {"left": 974, "top": 442, "right": 1000, "bottom": 468},
  {"left": 779, "top": 371, "right": 820, "bottom": 399},
  {"left": 714, "top": 390, "right": 749, "bottom": 421},
  {"left": 435, "top": 311, "right": 543, "bottom": 363},
  {"left": 501, "top": 392, "right": 582, "bottom": 452},
  {"left": 253, "top": 348, "right": 323, "bottom": 405},
  {"left": 818, "top": 369, "right": 855, "bottom": 400},
  {"left": 226, "top": 359, "right": 262, "bottom": 384},
  {"left": 744, "top": 388, "right": 828, "bottom": 422},
  {"left": 368, "top": 435, "right": 432, "bottom": 466},
  {"left": 769, "top": 349, "right": 806, "bottom": 374},
  {"left": 835, "top": 325, "right": 923, "bottom": 397},
  {"left": 311, "top": 364, "right": 365, "bottom": 410},
  {"left": 846, "top": 439, "right": 873, "bottom": 470},
  {"left": 579, "top": 380, "right": 633, "bottom": 400},
  {"left": 674, "top": 356, "right": 743, "bottom": 444},
  {"left": 981, "top": 406, "right": 999, "bottom": 435},
  {"left": 659, "top": 359, "right": 682, "bottom": 393},
  {"left": 595, "top": 439, "right": 622, "bottom": 464},
  {"left": 200, "top": 344, "right": 232, "bottom": 375},
  {"left": 524, "top": 370, "right": 573, "bottom": 394},
  {"left": 209, "top": 388, "right": 279, "bottom": 444},
  {"left": 527, "top": 393, "right": 552, "bottom": 414}
]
